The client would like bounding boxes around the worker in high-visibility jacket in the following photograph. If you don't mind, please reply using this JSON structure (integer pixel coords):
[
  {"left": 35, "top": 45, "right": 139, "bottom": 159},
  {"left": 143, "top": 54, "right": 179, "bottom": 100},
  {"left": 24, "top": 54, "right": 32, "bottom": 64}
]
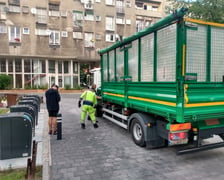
[{"left": 78, "top": 84, "right": 98, "bottom": 129}]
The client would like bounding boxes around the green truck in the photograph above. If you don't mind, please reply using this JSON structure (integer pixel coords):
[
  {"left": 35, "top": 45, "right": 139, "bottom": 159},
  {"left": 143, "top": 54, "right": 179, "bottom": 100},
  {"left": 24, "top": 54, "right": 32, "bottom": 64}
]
[{"left": 97, "top": 8, "right": 224, "bottom": 154}]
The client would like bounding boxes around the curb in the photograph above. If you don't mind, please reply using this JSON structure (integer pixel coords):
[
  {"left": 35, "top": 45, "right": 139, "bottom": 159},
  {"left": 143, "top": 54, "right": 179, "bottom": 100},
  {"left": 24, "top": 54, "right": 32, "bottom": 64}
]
[{"left": 42, "top": 109, "right": 51, "bottom": 180}]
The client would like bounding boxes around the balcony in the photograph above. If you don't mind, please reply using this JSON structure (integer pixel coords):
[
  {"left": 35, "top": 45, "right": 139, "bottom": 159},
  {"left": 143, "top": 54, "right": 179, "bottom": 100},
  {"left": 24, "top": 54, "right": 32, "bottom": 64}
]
[
  {"left": 135, "top": 8, "right": 163, "bottom": 18},
  {"left": 8, "top": 0, "right": 20, "bottom": 6},
  {"left": 116, "top": 6, "right": 125, "bottom": 15},
  {"left": 36, "top": 15, "right": 48, "bottom": 25}
]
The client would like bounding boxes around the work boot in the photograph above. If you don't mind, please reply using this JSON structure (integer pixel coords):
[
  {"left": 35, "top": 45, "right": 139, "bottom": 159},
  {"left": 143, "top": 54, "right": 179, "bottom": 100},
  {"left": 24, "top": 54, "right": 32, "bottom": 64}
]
[
  {"left": 93, "top": 123, "right": 98, "bottom": 128},
  {"left": 81, "top": 123, "right": 85, "bottom": 129}
]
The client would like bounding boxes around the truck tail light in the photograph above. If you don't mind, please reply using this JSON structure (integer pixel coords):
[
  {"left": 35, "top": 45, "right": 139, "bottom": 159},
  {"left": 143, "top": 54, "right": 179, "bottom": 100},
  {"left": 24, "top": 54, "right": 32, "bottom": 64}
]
[{"left": 169, "top": 131, "right": 188, "bottom": 141}]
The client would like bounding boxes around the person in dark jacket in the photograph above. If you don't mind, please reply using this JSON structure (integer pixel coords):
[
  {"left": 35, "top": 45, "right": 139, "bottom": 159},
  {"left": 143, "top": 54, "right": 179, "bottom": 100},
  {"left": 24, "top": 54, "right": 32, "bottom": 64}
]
[{"left": 45, "top": 84, "right": 61, "bottom": 135}]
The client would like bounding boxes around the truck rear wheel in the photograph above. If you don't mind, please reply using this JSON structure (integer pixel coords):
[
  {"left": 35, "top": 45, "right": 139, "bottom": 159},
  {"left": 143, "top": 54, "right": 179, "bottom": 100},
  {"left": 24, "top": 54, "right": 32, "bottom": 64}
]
[{"left": 131, "top": 118, "right": 146, "bottom": 147}]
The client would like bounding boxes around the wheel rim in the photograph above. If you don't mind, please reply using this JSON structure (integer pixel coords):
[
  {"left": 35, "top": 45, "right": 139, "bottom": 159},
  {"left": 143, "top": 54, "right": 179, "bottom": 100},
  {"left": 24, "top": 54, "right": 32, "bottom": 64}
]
[{"left": 133, "top": 123, "right": 142, "bottom": 141}]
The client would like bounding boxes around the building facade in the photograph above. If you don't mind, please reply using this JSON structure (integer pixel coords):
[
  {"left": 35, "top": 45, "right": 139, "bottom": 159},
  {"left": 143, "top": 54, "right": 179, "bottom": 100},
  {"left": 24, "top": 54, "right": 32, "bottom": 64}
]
[{"left": 0, "top": 0, "right": 165, "bottom": 89}]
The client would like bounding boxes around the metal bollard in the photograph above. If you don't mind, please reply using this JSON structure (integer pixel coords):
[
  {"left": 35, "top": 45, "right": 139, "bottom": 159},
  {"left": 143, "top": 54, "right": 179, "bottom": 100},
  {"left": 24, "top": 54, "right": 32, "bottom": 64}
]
[{"left": 57, "top": 113, "right": 62, "bottom": 140}]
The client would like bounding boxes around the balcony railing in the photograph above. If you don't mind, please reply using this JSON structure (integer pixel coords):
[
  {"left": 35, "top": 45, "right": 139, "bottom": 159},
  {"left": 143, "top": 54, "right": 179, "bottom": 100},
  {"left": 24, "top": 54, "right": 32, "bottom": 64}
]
[{"left": 36, "top": 15, "right": 48, "bottom": 24}]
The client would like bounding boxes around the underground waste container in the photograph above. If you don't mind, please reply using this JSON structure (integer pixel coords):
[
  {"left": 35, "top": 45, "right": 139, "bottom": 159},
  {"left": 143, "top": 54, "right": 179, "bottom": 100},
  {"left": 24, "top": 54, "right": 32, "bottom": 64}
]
[
  {"left": 10, "top": 105, "right": 36, "bottom": 127},
  {"left": 21, "top": 96, "right": 40, "bottom": 112},
  {"left": 18, "top": 100, "right": 39, "bottom": 125},
  {"left": 0, "top": 112, "right": 32, "bottom": 160}
]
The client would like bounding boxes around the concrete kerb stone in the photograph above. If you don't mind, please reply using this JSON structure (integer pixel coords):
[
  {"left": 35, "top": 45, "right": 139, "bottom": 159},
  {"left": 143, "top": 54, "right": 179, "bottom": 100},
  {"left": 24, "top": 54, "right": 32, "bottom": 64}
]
[{"left": 42, "top": 109, "right": 52, "bottom": 180}]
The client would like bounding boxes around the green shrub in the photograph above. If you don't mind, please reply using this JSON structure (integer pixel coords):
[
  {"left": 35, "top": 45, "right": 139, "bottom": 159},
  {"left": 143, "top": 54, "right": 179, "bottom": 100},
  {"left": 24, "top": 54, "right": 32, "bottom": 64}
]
[
  {"left": 0, "top": 75, "right": 12, "bottom": 90},
  {"left": 64, "top": 85, "right": 71, "bottom": 90}
]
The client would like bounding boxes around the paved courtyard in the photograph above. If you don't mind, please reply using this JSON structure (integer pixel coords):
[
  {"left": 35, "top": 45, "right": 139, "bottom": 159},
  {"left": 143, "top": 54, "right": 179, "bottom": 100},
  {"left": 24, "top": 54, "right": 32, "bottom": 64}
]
[{"left": 49, "top": 94, "right": 224, "bottom": 180}]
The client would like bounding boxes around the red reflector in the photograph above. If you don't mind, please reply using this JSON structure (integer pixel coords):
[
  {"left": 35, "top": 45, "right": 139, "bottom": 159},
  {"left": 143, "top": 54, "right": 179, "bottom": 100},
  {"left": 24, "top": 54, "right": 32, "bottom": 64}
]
[
  {"left": 205, "top": 119, "right": 219, "bottom": 126},
  {"left": 169, "top": 132, "right": 187, "bottom": 141}
]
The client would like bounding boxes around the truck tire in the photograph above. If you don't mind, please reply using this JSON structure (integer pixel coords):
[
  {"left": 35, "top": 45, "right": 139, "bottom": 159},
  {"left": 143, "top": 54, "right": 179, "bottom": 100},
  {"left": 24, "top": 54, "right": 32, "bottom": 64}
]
[{"left": 131, "top": 118, "right": 146, "bottom": 147}]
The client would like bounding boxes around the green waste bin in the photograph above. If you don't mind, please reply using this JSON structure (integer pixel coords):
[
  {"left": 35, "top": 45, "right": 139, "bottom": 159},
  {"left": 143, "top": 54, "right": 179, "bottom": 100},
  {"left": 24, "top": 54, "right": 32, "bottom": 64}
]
[{"left": 0, "top": 112, "right": 32, "bottom": 160}]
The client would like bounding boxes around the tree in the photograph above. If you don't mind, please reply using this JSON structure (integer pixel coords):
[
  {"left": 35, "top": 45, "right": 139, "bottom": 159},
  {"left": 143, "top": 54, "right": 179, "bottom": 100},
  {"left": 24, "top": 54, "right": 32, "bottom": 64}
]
[
  {"left": 166, "top": 0, "right": 224, "bottom": 23},
  {"left": 0, "top": 75, "right": 12, "bottom": 90}
]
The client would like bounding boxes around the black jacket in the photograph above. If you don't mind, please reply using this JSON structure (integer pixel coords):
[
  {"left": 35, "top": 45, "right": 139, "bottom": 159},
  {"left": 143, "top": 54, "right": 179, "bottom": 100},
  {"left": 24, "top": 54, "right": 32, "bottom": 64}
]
[{"left": 45, "top": 88, "right": 61, "bottom": 111}]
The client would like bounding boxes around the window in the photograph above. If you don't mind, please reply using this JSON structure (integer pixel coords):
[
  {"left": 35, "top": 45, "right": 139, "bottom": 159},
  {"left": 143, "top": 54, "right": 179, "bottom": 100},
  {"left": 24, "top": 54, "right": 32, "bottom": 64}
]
[
  {"left": 36, "top": 8, "right": 47, "bottom": 24},
  {"left": 73, "top": 32, "right": 83, "bottom": 39},
  {"left": 73, "top": 11, "right": 83, "bottom": 27},
  {"left": 126, "top": 1, "right": 131, "bottom": 8},
  {"left": 9, "top": 26, "right": 21, "bottom": 43},
  {"left": 106, "top": 17, "right": 115, "bottom": 31},
  {"left": 73, "top": 62, "right": 78, "bottom": 74},
  {"left": 95, "top": 34, "right": 102, "bottom": 40},
  {"left": 49, "top": 31, "right": 60, "bottom": 45},
  {"left": 58, "top": 61, "right": 62, "bottom": 73},
  {"left": 61, "top": 10, "right": 67, "bottom": 17},
  {"left": 0, "top": 24, "right": 7, "bottom": 33},
  {"left": 8, "top": 0, "right": 20, "bottom": 6},
  {"left": 136, "top": 19, "right": 144, "bottom": 32},
  {"left": 15, "top": 59, "right": 22, "bottom": 72},
  {"left": 23, "top": 27, "right": 30, "bottom": 34},
  {"left": 40, "top": 60, "right": 46, "bottom": 73},
  {"left": 84, "top": 0, "right": 93, "bottom": 9},
  {"left": 0, "top": 4, "right": 6, "bottom": 20},
  {"left": 35, "top": 28, "right": 48, "bottom": 36},
  {"left": 136, "top": 19, "right": 151, "bottom": 32},
  {"left": 61, "top": 31, "right": 68, "bottom": 37},
  {"left": 8, "top": 5, "right": 20, "bottom": 13},
  {"left": 8, "top": 60, "right": 13, "bottom": 72},
  {"left": 48, "top": 60, "right": 55, "bottom": 73},
  {"left": 116, "top": 17, "right": 125, "bottom": 24},
  {"left": 0, "top": 59, "right": 6, "bottom": 73},
  {"left": 95, "top": 0, "right": 101, "bottom": 2},
  {"left": 64, "top": 61, "right": 69, "bottom": 73},
  {"left": 84, "top": 32, "right": 94, "bottom": 47},
  {"left": 22, "top": 6, "right": 29, "bottom": 14},
  {"left": 105, "top": 34, "right": 115, "bottom": 42},
  {"left": 152, "top": 6, "right": 158, "bottom": 12},
  {"left": 106, "top": 0, "right": 114, "bottom": 6},
  {"left": 24, "top": 59, "right": 31, "bottom": 73},
  {"left": 49, "top": 3, "right": 59, "bottom": 11},
  {"left": 126, "top": 19, "right": 131, "bottom": 25},
  {"left": 49, "top": 10, "right": 60, "bottom": 17},
  {"left": 116, "top": 0, "right": 124, "bottom": 13}
]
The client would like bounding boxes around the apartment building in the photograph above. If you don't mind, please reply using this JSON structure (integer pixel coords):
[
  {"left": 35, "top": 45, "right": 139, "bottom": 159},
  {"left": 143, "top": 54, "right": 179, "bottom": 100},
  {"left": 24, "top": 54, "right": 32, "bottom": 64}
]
[{"left": 0, "top": 0, "right": 165, "bottom": 89}]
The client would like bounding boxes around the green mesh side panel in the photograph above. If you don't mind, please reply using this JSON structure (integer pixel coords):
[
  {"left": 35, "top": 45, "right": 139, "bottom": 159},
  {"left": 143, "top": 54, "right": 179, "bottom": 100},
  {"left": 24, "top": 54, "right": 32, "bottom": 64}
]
[
  {"left": 109, "top": 51, "right": 115, "bottom": 82},
  {"left": 157, "top": 24, "right": 176, "bottom": 82},
  {"left": 186, "top": 25, "right": 206, "bottom": 81},
  {"left": 103, "top": 54, "right": 108, "bottom": 82},
  {"left": 128, "top": 40, "right": 138, "bottom": 82},
  {"left": 141, "top": 33, "right": 154, "bottom": 82},
  {"left": 211, "top": 26, "right": 224, "bottom": 82},
  {"left": 116, "top": 48, "right": 124, "bottom": 82}
]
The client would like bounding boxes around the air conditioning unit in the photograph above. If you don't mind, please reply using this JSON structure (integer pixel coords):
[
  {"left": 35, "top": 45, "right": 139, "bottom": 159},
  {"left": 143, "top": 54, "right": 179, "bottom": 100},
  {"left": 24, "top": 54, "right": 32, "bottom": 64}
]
[{"left": 95, "top": 15, "right": 101, "bottom": 22}]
